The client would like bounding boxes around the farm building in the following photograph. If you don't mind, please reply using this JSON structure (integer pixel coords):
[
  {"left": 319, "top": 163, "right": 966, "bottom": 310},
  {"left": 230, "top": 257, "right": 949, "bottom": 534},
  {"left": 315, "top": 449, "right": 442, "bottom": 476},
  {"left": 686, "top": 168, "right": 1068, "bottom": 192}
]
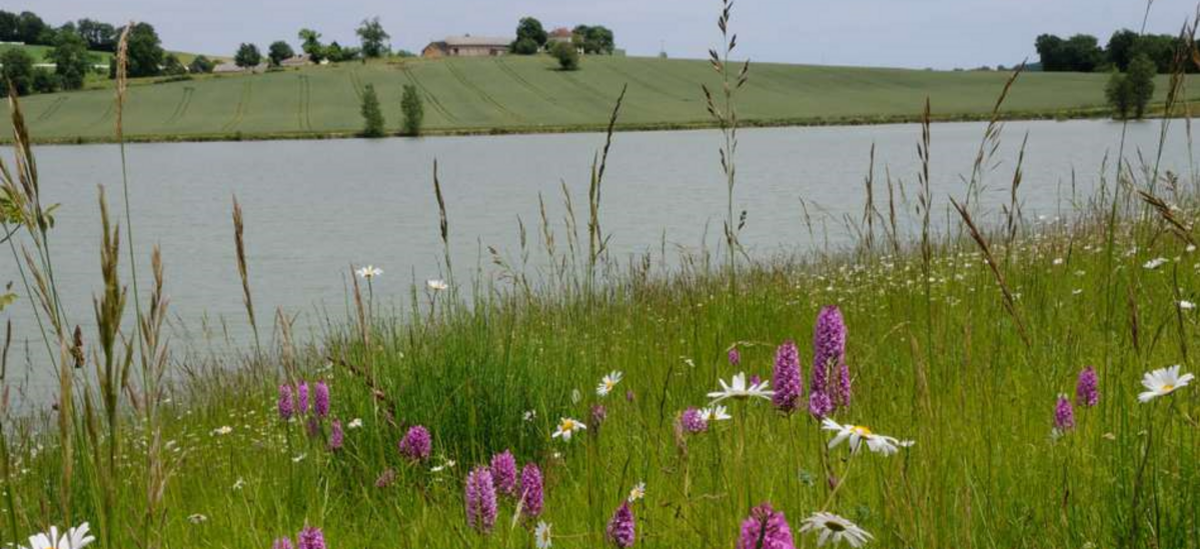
[
  {"left": 548, "top": 28, "right": 574, "bottom": 45},
  {"left": 422, "top": 35, "right": 512, "bottom": 58},
  {"left": 280, "top": 54, "right": 312, "bottom": 67}
]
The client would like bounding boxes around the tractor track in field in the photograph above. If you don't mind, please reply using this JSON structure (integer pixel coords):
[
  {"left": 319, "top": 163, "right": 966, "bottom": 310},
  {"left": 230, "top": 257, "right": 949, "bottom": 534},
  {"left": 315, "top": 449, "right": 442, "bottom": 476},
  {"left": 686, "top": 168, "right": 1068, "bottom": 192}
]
[
  {"left": 444, "top": 59, "right": 524, "bottom": 122},
  {"left": 297, "top": 75, "right": 313, "bottom": 131},
  {"left": 348, "top": 69, "right": 365, "bottom": 100},
  {"left": 88, "top": 101, "right": 114, "bottom": 129},
  {"left": 493, "top": 58, "right": 563, "bottom": 107},
  {"left": 401, "top": 66, "right": 458, "bottom": 123},
  {"left": 559, "top": 71, "right": 631, "bottom": 112},
  {"left": 163, "top": 87, "right": 194, "bottom": 126},
  {"left": 221, "top": 81, "right": 253, "bottom": 132},
  {"left": 34, "top": 96, "right": 69, "bottom": 123},
  {"left": 595, "top": 61, "right": 691, "bottom": 102}
]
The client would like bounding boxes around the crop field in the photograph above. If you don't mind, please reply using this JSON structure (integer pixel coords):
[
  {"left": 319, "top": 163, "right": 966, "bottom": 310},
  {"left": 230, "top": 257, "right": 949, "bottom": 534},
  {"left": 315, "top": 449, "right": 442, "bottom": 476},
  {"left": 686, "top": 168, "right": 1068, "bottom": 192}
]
[{"left": 6, "top": 55, "right": 1190, "bottom": 142}]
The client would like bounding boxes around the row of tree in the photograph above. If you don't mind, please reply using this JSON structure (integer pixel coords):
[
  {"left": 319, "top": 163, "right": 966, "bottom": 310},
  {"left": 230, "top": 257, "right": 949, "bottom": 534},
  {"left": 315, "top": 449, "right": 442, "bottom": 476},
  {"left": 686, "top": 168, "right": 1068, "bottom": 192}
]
[
  {"left": 510, "top": 17, "right": 615, "bottom": 56},
  {"left": 360, "top": 83, "right": 425, "bottom": 137},
  {"left": 0, "top": 10, "right": 128, "bottom": 52},
  {"left": 232, "top": 18, "right": 399, "bottom": 71},
  {"left": 1036, "top": 29, "right": 1194, "bottom": 73}
]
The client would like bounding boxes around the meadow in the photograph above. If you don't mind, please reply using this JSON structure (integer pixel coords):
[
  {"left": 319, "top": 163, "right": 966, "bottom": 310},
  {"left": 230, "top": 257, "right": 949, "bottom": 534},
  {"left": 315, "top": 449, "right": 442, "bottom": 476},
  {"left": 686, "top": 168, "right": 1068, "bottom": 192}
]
[
  {"left": 6, "top": 53, "right": 1196, "bottom": 144},
  {"left": 1, "top": 8, "right": 1199, "bottom": 549}
]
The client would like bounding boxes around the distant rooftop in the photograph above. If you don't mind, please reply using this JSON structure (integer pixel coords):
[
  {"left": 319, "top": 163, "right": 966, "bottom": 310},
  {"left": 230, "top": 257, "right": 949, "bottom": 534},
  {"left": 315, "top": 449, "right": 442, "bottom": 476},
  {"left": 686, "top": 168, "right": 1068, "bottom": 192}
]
[{"left": 440, "top": 35, "right": 513, "bottom": 47}]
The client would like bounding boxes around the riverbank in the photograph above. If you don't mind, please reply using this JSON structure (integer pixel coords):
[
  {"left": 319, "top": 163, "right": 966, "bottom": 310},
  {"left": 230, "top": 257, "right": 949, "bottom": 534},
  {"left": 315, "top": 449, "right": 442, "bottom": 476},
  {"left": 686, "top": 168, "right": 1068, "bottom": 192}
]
[{"left": 6, "top": 56, "right": 1193, "bottom": 145}]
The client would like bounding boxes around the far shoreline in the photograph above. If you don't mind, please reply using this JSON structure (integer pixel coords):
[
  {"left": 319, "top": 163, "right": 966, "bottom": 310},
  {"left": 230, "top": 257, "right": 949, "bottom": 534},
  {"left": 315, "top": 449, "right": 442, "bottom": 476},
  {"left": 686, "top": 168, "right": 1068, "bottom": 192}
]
[{"left": 4, "top": 103, "right": 1186, "bottom": 146}]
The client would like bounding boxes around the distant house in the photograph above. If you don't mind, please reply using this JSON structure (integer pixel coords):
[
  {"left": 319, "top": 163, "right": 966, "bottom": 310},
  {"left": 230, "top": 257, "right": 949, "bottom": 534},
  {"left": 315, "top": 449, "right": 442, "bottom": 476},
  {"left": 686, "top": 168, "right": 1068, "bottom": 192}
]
[
  {"left": 422, "top": 35, "right": 512, "bottom": 58},
  {"left": 280, "top": 54, "right": 311, "bottom": 67},
  {"left": 213, "top": 61, "right": 268, "bottom": 74},
  {"left": 548, "top": 28, "right": 574, "bottom": 45}
]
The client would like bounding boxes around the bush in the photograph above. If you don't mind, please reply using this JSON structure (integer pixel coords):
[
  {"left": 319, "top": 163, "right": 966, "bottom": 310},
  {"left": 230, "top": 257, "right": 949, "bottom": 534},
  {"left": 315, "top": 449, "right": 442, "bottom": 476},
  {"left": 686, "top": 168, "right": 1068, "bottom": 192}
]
[
  {"left": 510, "top": 37, "right": 539, "bottom": 55},
  {"left": 188, "top": 55, "right": 215, "bottom": 74},
  {"left": 0, "top": 48, "right": 34, "bottom": 96},
  {"left": 401, "top": 84, "right": 424, "bottom": 136},
  {"left": 360, "top": 83, "right": 385, "bottom": 138},
  {"left": 1106, "top": 53, "right": 1156, "bottom": 120},
  {"left": 235, "top": 43, "right": 262, "bottom": 68},
  {"left": 162, "top": 54, "right": 186, "bottom": 76},
  {"left": 31, "top": 68, "right": 59, "bottom": 93},
  {"left": 551, "top": 41, "right": 580, "bottom": 71}
]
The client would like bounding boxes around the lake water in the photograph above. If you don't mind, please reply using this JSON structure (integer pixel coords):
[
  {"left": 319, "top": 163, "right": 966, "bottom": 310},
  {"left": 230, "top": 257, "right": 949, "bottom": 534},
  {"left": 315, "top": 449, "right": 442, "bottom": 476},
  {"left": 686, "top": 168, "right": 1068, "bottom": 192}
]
[{"left": 1, "top": 119, "right": 1196, "bottom": 392}]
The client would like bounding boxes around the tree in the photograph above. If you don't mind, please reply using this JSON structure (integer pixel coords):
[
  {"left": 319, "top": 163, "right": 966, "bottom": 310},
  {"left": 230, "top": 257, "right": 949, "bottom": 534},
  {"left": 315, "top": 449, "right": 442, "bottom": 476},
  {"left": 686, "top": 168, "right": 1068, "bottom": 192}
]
[
  {"left": 47, "top": 29, "right": 91, "bottom": 90},
  {"left": 0, "top": 48, "right": 34, "bottom": 96},
  {"left": 510, "top": 37, "right": 539, "bottom": 55},
  {"left": 0, "top": 11, "right": 17, "bottom": 42},
  {"left": 1062, "top": 34, "right": 1104, "bottom": 72},
  {"left": 401, "top": 84, "right": 424, "bottom": 136},
  {"left": 162, "top": 53, "right": 186, "bottom": 76},
  {"left": 1106, "top": 29, "right": 1139, "bottom": 71},
  {"left": 1105, "top": 70, "right": 1130, "bottom": 119},
  {"left": 356, "top": 17, "right": 390, "bottom": 58},
  {"left": 360, "top": 83, "right": 385, "bottom": 137},
  {"left": 573, "top": 25, "right": 615, "bottom": 54},
  {"left": 125, "top": 23, "right": 165, "bottom": 78},
  {"left": 77, "top": 19, "right": 118, "bottom": 51},
  {"left": 515, "top": 17, "right": 548, "bottom": 49},
  {"left": 31, "top": 68, "right": 59, "bottom": 93},
  {"left": 299, "top": 28, "right": 325, "bottom": 63},
  {"left": 1035, "top": 34, "right": 1065, "bottom": 71},
  {"left": 16, "top": 11, "right": 47, "bottom": 45},
  {"left": 325, "top": 41, "right": 360, "bottom": 62},
  {"left": 551, "top": 41, "right": 580, "bottom": 71},
  {"left": 268, "top": 40, "right": 295, "bottom": 66},
  {"left": 189, "top": 55, "right": 215, "bottom": 74},
  {"left": 235, "top": 43, "right": 262, "bottom": 68},
  {"left": 1126, "top": 53, "right": 1156, "bottom": 119}
]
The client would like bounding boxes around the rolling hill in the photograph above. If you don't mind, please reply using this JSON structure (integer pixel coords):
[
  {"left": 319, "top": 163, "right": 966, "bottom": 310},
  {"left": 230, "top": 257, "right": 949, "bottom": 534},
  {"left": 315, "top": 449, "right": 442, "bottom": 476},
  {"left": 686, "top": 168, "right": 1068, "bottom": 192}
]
[{"left": 3, "top": 55, "right": 1187, "bottom": 143}]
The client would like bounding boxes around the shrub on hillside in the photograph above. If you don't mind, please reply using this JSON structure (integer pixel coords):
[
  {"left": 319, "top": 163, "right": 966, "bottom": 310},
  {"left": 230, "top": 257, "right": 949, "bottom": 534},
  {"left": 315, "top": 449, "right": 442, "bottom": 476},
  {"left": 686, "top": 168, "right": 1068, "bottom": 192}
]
[{"left": 551, "top": 41, "right": 580, "bottom": 71}]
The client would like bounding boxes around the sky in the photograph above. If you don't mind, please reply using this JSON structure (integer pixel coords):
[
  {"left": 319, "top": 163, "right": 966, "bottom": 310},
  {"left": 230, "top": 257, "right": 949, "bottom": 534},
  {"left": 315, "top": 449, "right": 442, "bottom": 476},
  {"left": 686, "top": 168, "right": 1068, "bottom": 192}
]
[{"left": 19, "top": 0, "right": 1200, "bottom": 69}]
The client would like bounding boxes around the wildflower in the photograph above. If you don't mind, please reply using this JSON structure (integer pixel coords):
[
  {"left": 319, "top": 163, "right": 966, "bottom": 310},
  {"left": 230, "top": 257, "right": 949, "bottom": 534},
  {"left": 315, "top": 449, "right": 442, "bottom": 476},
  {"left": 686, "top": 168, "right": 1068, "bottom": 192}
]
[
  {"left": 571, "top": 389, "right": 582, "bottom": 403},
  {"left": 233, "top": 477, "right": 245, "bottom": 491},
  {"left": 399, "top": 425, "right": 432, "bottom": 462},
  {"left": 187, "top": 514, "right": 207, "bottom": 524},
  {"left": 737, "top": 503, "right": 795, "bottom": 549},
  {"left": 812, "top": 306, "right": 849, "bottom": 408},
  {"left": 821, "top": 418, "right": 913, "bottom": 456},
  {"left": 680, "top": 407, "right": 708, "bottom": 434},
  {"left": 431, "top": 458, "right": 457, "bottom": 473},
  {"left": 728, "top": 347, "right": 741, "bottom": 366},
  {"left": 211, "top": 426, "right": 232, "bottom": 436},
  {"left": 427, "top": 279, "right": 449, "bottom": 291},
  {"left": 375, "top": 468, "right": 397, "bottom": 488},
  {"left": 465, "top": 466, "right": 498, "bottom": 534},
  {"left": 277, "top": 384, "right": 295, "bottom": 420},
  {"left": 296, "top": 382, "right": 310, "bottom": 415},
  {"left": 312, "top": 381, "right": 330, "bottom": 418},
  {"left": 799, "top": 512, "right": 873, "bottom": 547},
  {"left": 1180, "top": 300, "right": 1196, "bottom": 310},
  {"left": 1075, "top": 366, "right": 1099, "bottom": 407},
  {"left": 552, "top": 417, "right": 587, "bottom": 441},
  {"left": 535, "top": 521, "right": 553, "bottom": 549},
  {"left": 1138, "top": 365, "right": 1194, "bottom": 403},
  {"left": 291, "top": 454, "right": 307, "bottom": 463},
  {"left": 1143, "top": 257, "right": 1168, "bottom": 270},
  {"left": 523, "top": 410, "right": 538, "bottom": 422},
  {"left": 520, "top": 463, "right": 544, "bottom": 519},
  {"left": 490, "top": 450, "right": 518, "bottom": 497},
  {"left": 328, "top": 420, "right": 344, "bottom": 451},
  {"left": 606, "top": 502, "right": 636, "bottom": 548},
  {"left": 597, "top": 370, "right": 624, "bottom": 397},
  {"left": 20, "top": 523, "right": 95, "bottom": 549},
  {"left": 272, "top": 538, "right": 294, "bottom": 549},
  {"left": 707, "top": 372, "right": 773, "bottom": 404},
  {"left": 347, "top": 418, "right": 363, "bottom": 429},
  {"left": 628, "top": 481, "right": 646, "bottom": 502},
  {"left": 356, "top": 265, "right": 383, "bottom": 278},
  {"left": 771, "top": 340, "right": 804, "bottom": 413},
  {"left": 298, "top": 526, "right": 326, "bottom": 549},
  {"left": 1053, "top": 394, "right": 1075, "bottom": 432},
  {"left": 625, "top": 389, "right": 636, "bottom": 402},
  {"left": 700, "top": 405, "right": 731, "bottom": 422},
  {"left": 590, "top": 404, "right": 608, "bottom": 432},
  {"left": 808, "top": 391, "right": 833, "bottom": 419}
]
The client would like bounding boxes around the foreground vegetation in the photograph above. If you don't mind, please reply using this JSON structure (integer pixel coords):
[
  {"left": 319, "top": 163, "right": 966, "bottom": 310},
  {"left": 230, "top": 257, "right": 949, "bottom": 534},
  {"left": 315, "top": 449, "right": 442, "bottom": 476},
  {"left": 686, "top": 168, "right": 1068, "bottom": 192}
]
[
  {"left": 2, "top": 4, "right": 1199, "bottom": 549},
  {"left": 6, "top": 55, "right": 1199, "bottom": 144}
]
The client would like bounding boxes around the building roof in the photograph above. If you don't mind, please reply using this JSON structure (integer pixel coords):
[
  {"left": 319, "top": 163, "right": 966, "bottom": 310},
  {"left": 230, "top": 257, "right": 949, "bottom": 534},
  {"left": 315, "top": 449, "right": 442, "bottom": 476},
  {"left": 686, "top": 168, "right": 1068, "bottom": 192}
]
[
  {"left": 440, "top": 35, "right": 513, "bottom": 47},
  {"left": 550, "top": 28, "right": 573, "bottom": 38}
]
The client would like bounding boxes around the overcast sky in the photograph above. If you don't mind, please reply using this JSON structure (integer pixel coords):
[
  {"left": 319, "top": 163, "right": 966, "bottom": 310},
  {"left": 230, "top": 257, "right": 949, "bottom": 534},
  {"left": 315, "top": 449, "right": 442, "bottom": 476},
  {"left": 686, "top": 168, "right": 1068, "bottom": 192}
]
[{"left": 19, "top": 0, "right": 1200, "bottom": 68}]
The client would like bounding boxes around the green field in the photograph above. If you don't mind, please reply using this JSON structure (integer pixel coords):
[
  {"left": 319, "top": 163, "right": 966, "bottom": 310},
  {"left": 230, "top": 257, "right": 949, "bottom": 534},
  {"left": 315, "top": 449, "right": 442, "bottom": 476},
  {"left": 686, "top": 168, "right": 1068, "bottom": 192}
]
[{"left": 5, "top": 55, "right": 1189, "bottom": 143}]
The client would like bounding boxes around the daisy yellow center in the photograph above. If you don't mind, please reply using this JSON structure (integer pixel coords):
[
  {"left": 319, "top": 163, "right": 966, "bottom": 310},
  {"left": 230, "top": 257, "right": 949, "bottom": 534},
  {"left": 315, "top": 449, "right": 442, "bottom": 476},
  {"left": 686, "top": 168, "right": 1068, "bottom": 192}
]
[
  {"left": 1162, "top": 384, "right": 1174, "bottom": 392},
  {"left": 605, "top": 380, "right": 615, "bottom": 389},
  {"left": 852, "top": 426, "right": 872, "bottom": 436},
  {"left": 825, "top": 521, "right": 847, "bottom": 532},
  {"left": 561, "top": 420, "right": 576, "bottom": 430}
]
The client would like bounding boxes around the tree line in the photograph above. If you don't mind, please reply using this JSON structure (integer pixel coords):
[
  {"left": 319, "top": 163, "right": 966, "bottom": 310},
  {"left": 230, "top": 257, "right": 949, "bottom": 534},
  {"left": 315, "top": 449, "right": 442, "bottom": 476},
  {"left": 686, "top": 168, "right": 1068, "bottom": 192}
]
[{"left": 1036, "top": 29, "right": 1194, "bottom": 73}]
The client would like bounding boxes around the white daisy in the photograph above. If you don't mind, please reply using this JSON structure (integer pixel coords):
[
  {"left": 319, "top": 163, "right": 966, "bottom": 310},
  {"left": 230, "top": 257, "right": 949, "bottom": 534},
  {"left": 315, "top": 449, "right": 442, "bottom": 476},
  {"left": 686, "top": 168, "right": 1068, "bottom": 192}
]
[
  {"left": 1138, "top": 365, "right": 1194, "bottom": 403},
  {"left": 356, "top": 265, "right": 383, "bottom": 279},
  {"left": 551, "top": 417, "right": 587, "bottom": 441},
  {"left": 20, "top": 522, "right": 95, "bottom": 549},
  {"left": 628, "top": 481, "right": 646, "bottom": 502},
  {"left": 1179, "top": 300, "right": 1196, "bottom": 310},
  {"left": 821, "top": 418, "right": 914, "bottom": 456},
  {"left": 706, "top": 372, "right": 773, "bottom": 404},
  {"left": 1144, "top": 257, "right": 1169, "bottom": 270},
  {"left": 427, "top": 279, "right": 449, "bottom": 291},
  {"left": 523, "top": 410, "right": 538, "bottom": 422},
  {"left": 535, "top": 521, "right": 553, "bottom": 549},
  {"left": 799, "top": 512, "right": 874, "bottom": 547},
  {"left": 186, "top": 514, "right": 207, "bottom": 524},
  {"left": 700, "top": 405, "right": 731, "bottom": 422},
  {"left": 210, "top": 426, "right": 232, "bottom": 436},
  {"left": 347, "top": 418, "right": 363, "bottom": 429},
  {"left": 597, "top": 371, "right": 623, "bottom": 397}
]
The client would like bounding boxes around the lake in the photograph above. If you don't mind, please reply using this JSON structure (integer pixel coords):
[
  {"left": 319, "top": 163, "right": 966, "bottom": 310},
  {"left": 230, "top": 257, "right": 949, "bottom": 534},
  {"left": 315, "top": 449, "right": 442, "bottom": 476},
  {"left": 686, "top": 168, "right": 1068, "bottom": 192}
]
[{"left": 1, "top": 118, "right": 1195, "bottom": 392}]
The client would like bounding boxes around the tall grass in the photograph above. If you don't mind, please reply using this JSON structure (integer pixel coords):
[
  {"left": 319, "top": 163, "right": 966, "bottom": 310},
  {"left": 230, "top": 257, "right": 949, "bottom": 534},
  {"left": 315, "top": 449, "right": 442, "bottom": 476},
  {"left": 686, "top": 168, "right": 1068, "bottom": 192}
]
[{"left": 0, "top": 5, "right": 1199, "bottom": 549}]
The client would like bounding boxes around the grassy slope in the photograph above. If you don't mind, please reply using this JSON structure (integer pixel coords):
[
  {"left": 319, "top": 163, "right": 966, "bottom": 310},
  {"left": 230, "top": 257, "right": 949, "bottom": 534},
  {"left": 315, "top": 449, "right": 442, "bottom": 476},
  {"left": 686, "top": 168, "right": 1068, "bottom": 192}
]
[{"left": 6, "top": 55, "right": 1190, "bottom": 142}]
